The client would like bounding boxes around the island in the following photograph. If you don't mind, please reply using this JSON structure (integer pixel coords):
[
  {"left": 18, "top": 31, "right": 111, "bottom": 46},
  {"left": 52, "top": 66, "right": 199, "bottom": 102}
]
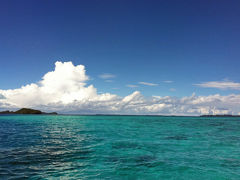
[
  {"left": 200, "top": 114, "right": 240, "bottom": 117},
  {"left": 0, "top": 108, "right": 57, "bottom": 115}
]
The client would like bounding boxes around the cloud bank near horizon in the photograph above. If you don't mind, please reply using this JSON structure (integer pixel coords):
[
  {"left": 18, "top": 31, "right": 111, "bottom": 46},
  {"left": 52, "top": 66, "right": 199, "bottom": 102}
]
[
  {"left": 195, "top": 80, "right": 240, "bottom": 90},
  {"left": 1, "top": 61, "right": 240, "bottom": 115}
]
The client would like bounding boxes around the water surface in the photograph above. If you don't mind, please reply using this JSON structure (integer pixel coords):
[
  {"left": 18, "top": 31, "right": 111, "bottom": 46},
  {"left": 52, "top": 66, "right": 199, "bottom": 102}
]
[{"left": 0, "top": 115, "right": 240, "bottom": 179}]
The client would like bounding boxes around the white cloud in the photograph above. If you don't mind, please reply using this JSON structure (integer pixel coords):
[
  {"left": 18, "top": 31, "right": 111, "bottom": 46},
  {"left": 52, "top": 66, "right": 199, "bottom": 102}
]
[
  {"left": 1, "top": 61, "right": 240, "bottom": 115},
  {"left": 163, "top": 80, "right": 173, "bottom": 83},
  {"left": 126, "top": 84, "right": 138, "bottom": 88},
  {"left": 0, "top": 94, "right": 5, "bottom": 99},
  {"left": 105, "top": 80, "right": 114, "bottom": 83},
  {"left": 138, "top": 81, "right": 158, "bottom": 86},
  {"left": 170, "top": 88, "right": 176, "bottom": 92},
  {"left": 99, "top": 73, "right": 115, "bottom": 79},
  {"left": 195, "top": 80, "right": 240, "bottom": 90},
  {"left": 0, "top": 61, "right": 116, "bottom": 107}
]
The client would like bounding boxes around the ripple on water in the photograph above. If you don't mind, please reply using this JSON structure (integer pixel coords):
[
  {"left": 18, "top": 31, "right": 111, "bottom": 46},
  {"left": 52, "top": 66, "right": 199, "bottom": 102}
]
[
  {"left": 1, "top": 115, "right": 240, "bottom": 179},
  {"left": 111, "top": 141, "right": 140, "bottom": 149}
]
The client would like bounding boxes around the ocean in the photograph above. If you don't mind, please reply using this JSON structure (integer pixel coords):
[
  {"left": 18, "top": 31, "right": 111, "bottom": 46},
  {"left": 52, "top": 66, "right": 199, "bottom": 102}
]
[{"left": 0, "top": 115, "right": 240, "bottom": 179}]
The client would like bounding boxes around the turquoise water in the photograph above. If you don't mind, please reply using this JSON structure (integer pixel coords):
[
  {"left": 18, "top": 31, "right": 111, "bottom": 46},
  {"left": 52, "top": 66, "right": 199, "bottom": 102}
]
[{"left": 0, "top": 115, "right": 240, "bottom": 179}]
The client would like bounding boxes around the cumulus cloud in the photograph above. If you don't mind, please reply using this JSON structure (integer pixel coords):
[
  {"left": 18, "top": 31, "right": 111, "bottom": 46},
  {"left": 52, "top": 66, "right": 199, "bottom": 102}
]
[
  {"left": 126, "top": 84, "right": 138, "bottom": 88},
  {"left": 0, "top": 62, "right": 116, "bottom": 107},
  {"left": 163, "top": 80, "right": 173, "bottom": 83},
  {"left": 138, "top": 81, "right": 158, "bottom": 86},
  {"left": 195, "top": 80, "right": 240, "bottom": 90},
  {"left": 1, "top": 61, "right": 240, "bottom": 115},
  {"left": 105, "top": 80, "right": 114, "bottom": 83},
  {"left": 99, "top": 73, "right": 115, "bottom": 79},
  {"left": 0, "top": 94, "right": 5, "bottom": 99}
]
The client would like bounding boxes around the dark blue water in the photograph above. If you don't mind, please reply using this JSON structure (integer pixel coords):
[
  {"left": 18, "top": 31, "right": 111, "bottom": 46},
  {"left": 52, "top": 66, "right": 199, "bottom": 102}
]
[{"left": 0, "top": 115, "right": 240, "bottom": 179}]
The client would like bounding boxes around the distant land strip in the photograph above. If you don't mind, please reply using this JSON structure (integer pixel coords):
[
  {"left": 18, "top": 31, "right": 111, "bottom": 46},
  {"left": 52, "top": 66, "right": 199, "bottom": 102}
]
[
  {"left": 1, "top": 108, "right": 240, "bottom": 117},
  {"left": 0, "top": 108, "right": 57, "bottom": 115}
]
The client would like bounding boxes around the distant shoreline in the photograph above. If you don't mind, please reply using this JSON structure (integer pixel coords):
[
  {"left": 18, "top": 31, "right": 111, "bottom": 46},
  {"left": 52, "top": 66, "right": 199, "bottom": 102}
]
[
  {"left": 0, "top": 108, "right": 57, "bottom": 115},
  {"left": 0, "top": 108, "right": 240, "bottom": 117}
]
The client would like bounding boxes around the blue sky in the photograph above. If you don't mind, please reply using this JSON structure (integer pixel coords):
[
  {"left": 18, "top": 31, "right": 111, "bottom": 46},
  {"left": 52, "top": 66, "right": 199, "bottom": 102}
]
[{"left": 0, "top": 0, "right": 240, "bottom": 99}]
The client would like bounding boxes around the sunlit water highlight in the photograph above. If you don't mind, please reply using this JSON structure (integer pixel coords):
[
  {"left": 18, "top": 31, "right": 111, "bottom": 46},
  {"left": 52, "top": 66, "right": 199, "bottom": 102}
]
[{"left": 0, "top": 115, "right": 240, "bottom": 179}]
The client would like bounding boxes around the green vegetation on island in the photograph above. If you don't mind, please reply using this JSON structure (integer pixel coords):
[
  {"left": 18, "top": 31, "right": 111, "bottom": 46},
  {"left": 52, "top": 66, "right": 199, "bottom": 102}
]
[
  {"left": 200, "top": 114, "right": 240, "bottom": 117},
  {"left": 0, "top": 108, "right": 57, "bottom": 115}
]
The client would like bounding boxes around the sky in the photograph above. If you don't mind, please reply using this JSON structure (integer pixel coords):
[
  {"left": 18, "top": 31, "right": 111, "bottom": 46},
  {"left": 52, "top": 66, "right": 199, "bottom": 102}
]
[{"left": 0, "top": 0, "right": 240, "bottom": 115}]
